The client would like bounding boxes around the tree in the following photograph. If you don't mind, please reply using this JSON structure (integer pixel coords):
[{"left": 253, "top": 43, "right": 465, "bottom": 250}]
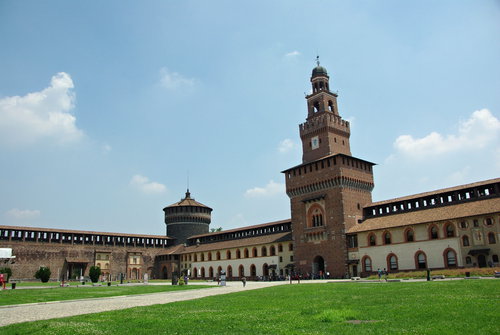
[
  {"left": 89, "top": 265, "right": 101, "bottom": 283},
  {"left": 210, "top": 227, "right": 223, "bottom": 232},
  {"left": 0, "top": 267, "right": 12, "bottom": 282},
  {"left": 34, "top": 266, "right": 51, "bottom": 283}
]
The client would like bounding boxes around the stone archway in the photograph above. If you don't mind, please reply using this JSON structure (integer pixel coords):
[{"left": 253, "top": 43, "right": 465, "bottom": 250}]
[{"left": 312, "top": 256, "right": 325, "bottom": 277}]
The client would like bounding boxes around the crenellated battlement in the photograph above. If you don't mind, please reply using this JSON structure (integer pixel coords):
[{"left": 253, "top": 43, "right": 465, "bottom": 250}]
[{"left": 299, "top": 113, "right": 350, "bottom": 136}]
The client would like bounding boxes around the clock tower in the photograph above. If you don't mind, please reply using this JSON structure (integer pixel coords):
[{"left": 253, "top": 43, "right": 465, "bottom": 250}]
[{"left": 283, "top": 59, "right": 375, "bottom": 278}]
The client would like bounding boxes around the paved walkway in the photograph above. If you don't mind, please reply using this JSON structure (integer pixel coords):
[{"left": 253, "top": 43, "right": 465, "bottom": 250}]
[{"left": 0, "top": 281, "right": 289, "bottom": 327}]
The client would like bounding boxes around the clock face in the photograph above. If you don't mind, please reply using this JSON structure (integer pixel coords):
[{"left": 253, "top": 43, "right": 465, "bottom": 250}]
[{"left": 311, "top": 136, "right": 319, "bottom": 150}]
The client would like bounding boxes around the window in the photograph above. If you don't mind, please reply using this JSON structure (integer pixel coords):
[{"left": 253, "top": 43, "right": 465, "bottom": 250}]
[
  {"left": 460, "top": 221, "right": 468, "bottom": 229},
  {"left": 270, "top": 245, "right": 276, "bottom": 256},
  {"left": 261, "top": 246, "right": 267, "bottom": 257},
  {"left": 194, "top": 254, "right": 197, "bottom": 262},
  {"left": 226, "top": 250, "right": 231, "bottom": 259},
  {"left": 493, "top": 255, "right": 499, "bottom": 263},
  {"left": 473, "top": 219, "right": 479, "bottom": 227},
  {"left": 252, "top": 248, "right": 258, "bottom": 257},
  {"left": 216, "top": 251, "right": 221, "bottom": 260},
  {"left": 445, "top": 224, "right": 455, "bottom": 238},
  {"left": 445, "top": 249, "right": 457, "bottom": 267},
  {"left": 279, "top": 256, "right": 283, "bottom": 262},
  {"left": 201, "top": 253, "right": 205, "bottom": 261},
  {"left": 368, "top": 233, "right": 376, "bottom": 246},
  {"left": 466, "top": 256, "right": 472, "bottom": 264},
  {"left": 462, "top": 235, "right": 470, "bottom": 247},
  {"left": 485, "top": 218, "right": 494, "bottom": 226},
  {"left": 290, "top": 255, "right": 294, "bottom": 261},
  {"left": 405, "top": 229, "right": 414, "bottom": 242},
  {"left": 289, "top": 243, "right": 293, "bottom": 251},
  {"left": 308, "top": 205, "right": 325, "bottom": 228},
  {"left": 488, "top": 232, "right": 496, "bottom": 244},
  {"left": 363, "top": 256, "right": 372, "bottom": 272},
  {"left": 388, "top": 254, "right": 398, "bottom": 271},
  {"left": 384, "top": 231, "right": 391, "bottom": 245},
  {"left": 416, "top": 252, "right": 427, "bottom": 269},
  {"left": 278, "top": 244, "right": 283, "bottom": 252},
  {"left": 347, "top": 235, "right": 358, "bottom": 248},
  {"left": 429, "top": 225, "right": 439, "bottom": 239},
  {"left": 244, "top": 248, "right": 249, "bottom": 258},
  {"left": 208, "top": 252, "right": 212, "bottom": 261},
  {"left": 236, "top": 249, "right": 241, "bottom": 259}
]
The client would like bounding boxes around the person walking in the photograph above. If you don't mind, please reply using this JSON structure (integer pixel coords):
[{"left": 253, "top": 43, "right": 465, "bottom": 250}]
[
  {"left": 377, "top": 268, "right": 382, "bottom": 281},
  {"left": 241, "top": 277, "right": 246, "bottom": 287}
]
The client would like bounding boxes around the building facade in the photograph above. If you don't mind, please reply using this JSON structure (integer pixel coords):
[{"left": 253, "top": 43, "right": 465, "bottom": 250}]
[{"left": 1, "top": 62, "right": 499, "bottom": 281}]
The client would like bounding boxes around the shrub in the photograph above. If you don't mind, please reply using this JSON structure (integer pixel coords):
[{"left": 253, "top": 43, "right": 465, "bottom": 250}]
[
  {"left": 0, "top": 267, "right": 12, "bottom": 282},
  {"left": 34, "top": 266, "right": 51, "bottom": 282},
  {"left": 89, "top": 266, "right": 101, "bottom": 283},
  {"left": 178, "top": 277, "right": 185, "bottom": 286}
]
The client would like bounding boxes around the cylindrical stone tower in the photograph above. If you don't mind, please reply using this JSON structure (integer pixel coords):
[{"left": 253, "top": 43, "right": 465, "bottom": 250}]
[{"left": 163, "top": 190, "right": 212, "bottom": 245}]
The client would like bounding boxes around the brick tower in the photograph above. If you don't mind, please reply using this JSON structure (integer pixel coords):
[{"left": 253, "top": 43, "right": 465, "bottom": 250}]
[
  {"left": 282, "top": 59, "right": 375, "bottom": 278},
  {"left": 163, "top": 190, "right": 212, "bottom": 245}
]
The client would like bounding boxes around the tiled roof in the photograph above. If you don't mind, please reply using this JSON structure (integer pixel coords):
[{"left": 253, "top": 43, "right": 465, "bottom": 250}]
[
  {"left": 180, "top": 232, "right": 292, "bottom": 254},
  {"left": 188, "top": 219, "right": 291, "bottom": 239},
  {"left": 0, "top": 225, "right": 171, "bottom": 239},
  {"left": 369, "top": 177, "right": 500, "bottom": 207},
  {"left": 163, "top": 190, "right": 212, "bottom": 210},
  {"left": 348, "top": 197, "right": 500, "bottom": 233},
  {"left": 281, "top": 153, "right": 375, "bottom": 173}
]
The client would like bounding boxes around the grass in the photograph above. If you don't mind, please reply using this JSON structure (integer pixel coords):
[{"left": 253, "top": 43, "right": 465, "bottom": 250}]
[
  {"left": 0, "top": 284, "right": 213, "bottom": 306},
  {"left": 1, "top": 280, "right": 499, "bottom": 334},
  {"left": 365, "top": 266, "right": 500, "bottom": 280}
]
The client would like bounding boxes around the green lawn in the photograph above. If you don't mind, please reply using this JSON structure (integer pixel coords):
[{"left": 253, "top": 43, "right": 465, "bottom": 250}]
[
  {"left": 0, "top": 284, "right": 213, "bottom": 306},
  {"left": 1, "top": 280, "right": 499, "bottom": 334}
]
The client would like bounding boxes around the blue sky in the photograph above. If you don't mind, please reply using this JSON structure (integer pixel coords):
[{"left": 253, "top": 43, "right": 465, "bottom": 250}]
[{"left": 1, "top": 1, "right": 499, "bottom": 235}]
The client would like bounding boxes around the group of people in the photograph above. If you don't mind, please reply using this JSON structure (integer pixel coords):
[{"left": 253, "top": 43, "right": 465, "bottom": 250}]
[{"left": 377, "top": 268, "right": 389, "bottom": 281}]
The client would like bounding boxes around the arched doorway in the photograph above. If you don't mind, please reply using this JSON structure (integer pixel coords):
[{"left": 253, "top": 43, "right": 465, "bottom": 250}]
[
  {"left": 209, "top": 267, "right": 214, "bottom": 278},
  {"left": 161, "top": 266, "right": 168, "bottom": 279},
  {"left": 239, "top": 265, "right": 244, "bottom": 277},
  {"left": 250, "top": 264, "right": 256, "bottom": 278},
  {"left": 227, "top": 265, "right": 233, "bottom": 279},
  {"left": 263, "top": 263, "right": 269, "bottom": 278},
  {"left": 478, "top": 254, "right": 487, "bottom": 268},
  {"left": 312, "top": 256, "right": 325, "bottom": 277}
]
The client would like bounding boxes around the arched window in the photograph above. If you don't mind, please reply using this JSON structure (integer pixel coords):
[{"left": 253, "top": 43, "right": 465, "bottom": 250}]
[
  {"left": 244, "top": 248, "right": 249, "bottom": 258},
  {"left": 362, "top": 256, "right": 372, "bottom": 272},
  {"left": 193, "top": 267, "right": 198, "bottom": 278},
  {"left": 208, "top": 252, "right": 212, "bottom": 261},
  {"left": 384, "top": 231, "right": 392, "bottom": 245},
  {"left": 209, "top": 267, "right": 214, "bottom": 278},
  {"left": 227, "top": 265, "right": 233, "bottom": 278},
  {"left": 226, "top": 250, "right": 231, "bottom": 259},
  {"left": 415, "top": 252, "right": 427, "bottom": 269},
  {"left": 236, "top": 249, "right": 241, "bottom": 259},
  {"left": 488, "top": 232, "right": 496, "bottom": 244},
  {"left": 201, "top": 253, "right": 205, "bottom": 261},
  {"left": 462, "top": 235, "right": 470, "bottom": 247},
  {"left": 270, "top": 245, "right": 276, "bottom": 256},
  {"left": 194, "top": 254, "right": 197, "bottom": 262},
  {"left": 328, "top": 100, "right": 334, "bottom": 112},
  {"left": 261, "top": 246, "right": 267, "bottom": 257},
  {"left": 216, "top": 251, "right": 221, "bottom": 260},
  {"left": 200, "top": 267, "right": 205, "bottom": 278},
  {"left": 289, "top": 243, "right": 293, "bottom": 251},
  {"left": 368, "top": 233, "right": 376, "bottom": 246},
  {"left": 445, "top": 223, "right": 455, "bottom": 238},
  {"left": 238, "top": 265, "right": 244, "bottom": 277},
  {"left": 429, "top": 225, "right": 439, "bottom": 239},
  {"left": 444, "top": 249, "right": 457, "bottom": 268},
  {"left": 217, "top": 266, "right": 222, "bottom": 275},
  {"left": 387, "top": 254, "right": 398, "bottom": 271},
  {"left": 405, "top": 228, "right": 414, "bottom": 242},
  {"left": 307, "top": 205, "right": 325, "bottom": 227},
  {"left": 278, "top": 244, "right": 283, "bottom": 252},
  {"left": 252, "top": 247, "right": 258, "bottom": 257}
]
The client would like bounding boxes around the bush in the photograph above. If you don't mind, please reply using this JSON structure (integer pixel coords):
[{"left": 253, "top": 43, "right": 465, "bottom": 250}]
[
  {"left": 0, "top": 267, "right": 12, "bottom": 282},
  {"left": 178, "top": 277, "right": 185, "bottom": 286},
  {"left": 34, "top": 266, "right": 51, "bottom": 282},
  {"left": 89, "top": 266, "right": 101, "bottom": 283}
]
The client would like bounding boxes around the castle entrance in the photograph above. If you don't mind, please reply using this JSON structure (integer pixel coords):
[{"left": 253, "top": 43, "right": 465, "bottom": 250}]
[{"left": 312, "top": 256, "right": 325, "bottom": 277}]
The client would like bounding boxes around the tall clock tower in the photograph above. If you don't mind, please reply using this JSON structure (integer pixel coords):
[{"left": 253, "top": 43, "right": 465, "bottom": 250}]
[{"left": 283, "top": 59, "right": 375, "bottom": 278}]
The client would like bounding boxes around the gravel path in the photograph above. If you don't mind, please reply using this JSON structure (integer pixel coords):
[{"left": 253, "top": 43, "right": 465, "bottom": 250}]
[{"left": 0, "top": 281, "right": 289, "bottom": 327}]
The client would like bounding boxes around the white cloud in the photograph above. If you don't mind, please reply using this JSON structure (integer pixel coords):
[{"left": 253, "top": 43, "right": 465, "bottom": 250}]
[
  {"left": 394, "top": 109, "right": 500, "bottom": 159},
  {"left": 0, "top": 72, "right": 83, "bottom": 147},
  {"left": 102, "top": 143, "right": 112, "bottom": 154},
  {"left": 159, "top": 67, "right": 196, "bottom": 90},
  {"left": 285, "top": 51, "right": 300, "bottom": 57},
  {"left": 245, "top": 180, "right": 285, "bottom": 198},
  {"left": 5, "top": 208, "right": 41, "bottom": 220},
  {"left": 130, "top": 174, "right": 166, "bottom": 194},
  {"left": 278, "top": 138, "right": 295, "bottom": 153}
]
